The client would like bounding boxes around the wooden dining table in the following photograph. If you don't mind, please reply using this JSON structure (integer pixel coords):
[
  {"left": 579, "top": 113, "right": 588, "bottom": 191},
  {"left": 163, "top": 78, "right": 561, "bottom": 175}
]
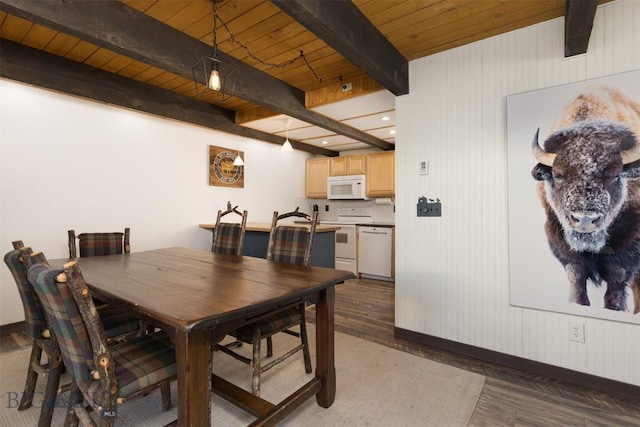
[{"left": 65, "top": 247, "right": 354, "bottom": 426}]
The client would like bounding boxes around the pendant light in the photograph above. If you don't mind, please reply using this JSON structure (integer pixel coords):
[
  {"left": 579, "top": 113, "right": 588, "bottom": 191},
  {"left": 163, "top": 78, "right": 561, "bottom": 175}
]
[
  {"left": 191, "top": 1, "right": 236, "bottom": 102},
  {"left": 281, "top": 118, "right": 293, "bottom": 152},
  {"left": 233, "top": 152, "right": 244, "bottom": 166},
  {"left": 233, "top": 140, "right": 244, "bottom": 166}
]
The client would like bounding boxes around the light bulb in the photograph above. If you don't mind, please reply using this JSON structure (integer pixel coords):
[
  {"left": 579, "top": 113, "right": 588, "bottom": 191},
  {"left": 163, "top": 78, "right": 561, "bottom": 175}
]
[
  {"left": 233, "top": 154, "right": 244, "bottom": 166},
  {"left": 281, "top": 139, "right": 293, "bottom": 152},
  {"left": 208, "top": 69, "right": 221, "bottom": 91}
]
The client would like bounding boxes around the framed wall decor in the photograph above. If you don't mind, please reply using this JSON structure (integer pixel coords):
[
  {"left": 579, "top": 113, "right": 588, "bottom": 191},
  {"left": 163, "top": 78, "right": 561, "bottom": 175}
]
[
  {"left": 507, "top": 69, "right": 640, "bottom": 324},
  {"left": 209, "top": 145, "right": 244, "bottom": 188}
]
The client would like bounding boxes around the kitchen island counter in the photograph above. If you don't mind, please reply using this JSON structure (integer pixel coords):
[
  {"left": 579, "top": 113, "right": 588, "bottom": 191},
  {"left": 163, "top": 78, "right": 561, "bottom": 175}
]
[{"left": 199, "top": 222, "right": 338, "bottom": 268}]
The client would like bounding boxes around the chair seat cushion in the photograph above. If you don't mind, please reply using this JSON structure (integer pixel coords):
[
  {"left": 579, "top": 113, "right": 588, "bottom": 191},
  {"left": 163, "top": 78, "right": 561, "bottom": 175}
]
[
  {"left": 83, "top": 332, "right": 177, "bottom": 407},
  {"left": 98, "top": 306, "right": 141, "bottom": 339},
  {"left": 231, "top": 307, "right": 302, "bottom": 342}
]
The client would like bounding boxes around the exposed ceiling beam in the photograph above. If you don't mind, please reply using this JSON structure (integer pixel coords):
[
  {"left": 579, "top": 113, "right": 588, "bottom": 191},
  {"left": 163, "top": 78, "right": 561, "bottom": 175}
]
[
  {"left": 564, "top": 0, "right": 598, "bottom": 57},
  {"left": 0, "top": 38, "right": 337, "bottom": 157},
  {"left": 0, "top": 0, "right": 393, "bottom": 151},
  {"left": 272, "top": 0, "right": 408, "bottom": 96}
]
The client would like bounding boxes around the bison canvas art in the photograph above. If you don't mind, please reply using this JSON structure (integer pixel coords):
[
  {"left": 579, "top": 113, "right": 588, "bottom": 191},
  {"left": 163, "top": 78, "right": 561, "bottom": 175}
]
[{"left": 507, "top": 70, "right": 640, "bottom": 324}]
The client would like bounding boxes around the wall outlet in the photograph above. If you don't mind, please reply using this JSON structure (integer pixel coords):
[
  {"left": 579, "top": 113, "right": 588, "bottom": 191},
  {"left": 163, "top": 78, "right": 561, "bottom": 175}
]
[{"left": 568, "top": 322, "right": 585, "bottom": 343}]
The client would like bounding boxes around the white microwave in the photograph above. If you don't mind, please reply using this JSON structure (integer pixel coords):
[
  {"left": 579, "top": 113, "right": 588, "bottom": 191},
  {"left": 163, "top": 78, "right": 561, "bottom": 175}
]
[{"left": 327, "top": 175, "right": 369, "bottom": 200}]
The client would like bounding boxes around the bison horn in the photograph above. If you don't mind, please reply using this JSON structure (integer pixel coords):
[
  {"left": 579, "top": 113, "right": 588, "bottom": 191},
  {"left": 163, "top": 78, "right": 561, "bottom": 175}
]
[
  {"left": 531, "top": 128, "right": 556, "bottom": 167},
  {"left": 621, "top": 143, "right": 640, "bottom": 165}
]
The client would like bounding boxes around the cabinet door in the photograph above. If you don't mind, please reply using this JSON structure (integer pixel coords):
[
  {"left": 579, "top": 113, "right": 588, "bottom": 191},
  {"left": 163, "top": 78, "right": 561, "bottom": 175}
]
[
  {"left": 330, "top": 155, "right": 366, "bottom": 176},
  {"left": 346, "top": 155, "right": 366, "bottom": 174},
  {"left": 365, "top": 152, "right": 395, "bottom": 197},
  {"left": 306, "top": 158, "right": 329, "bottom": 198},
  {"left": 329, "top": 157, "right": 347, "bottom": 176}
]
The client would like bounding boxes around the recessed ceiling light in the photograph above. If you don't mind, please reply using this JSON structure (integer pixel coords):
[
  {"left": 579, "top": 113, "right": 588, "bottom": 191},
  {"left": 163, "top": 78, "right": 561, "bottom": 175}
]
[
  {"left": 322, "top": 140, "right": 328, "bottom": 145},
  {"left": 389, "top": 129, "right": 396, "bottom": 135},
  {"left": 381, "top": 116, "right": 391, "bottom": 121}
]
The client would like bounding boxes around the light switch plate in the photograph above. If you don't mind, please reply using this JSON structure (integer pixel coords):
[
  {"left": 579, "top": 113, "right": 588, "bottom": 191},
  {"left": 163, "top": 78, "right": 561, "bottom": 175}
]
[{"left": 419, "top": 161, "right": 429, "bottom": 175}]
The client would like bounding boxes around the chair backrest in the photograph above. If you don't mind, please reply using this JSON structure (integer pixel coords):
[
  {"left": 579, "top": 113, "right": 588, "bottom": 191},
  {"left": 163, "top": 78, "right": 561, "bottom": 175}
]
[
  {"left": 68, "top": 228, "right": 130, "bottom": 258},
  {"left": 212, "top": 206, "right": 248, "bottom": 255},
  {"left": 3, "top": 245, "right": 49, "bottom": 340},
  {"left": 28, "top": 256, "right": 114, "bottom": 395},
  {"left": 266, "top": 208, "right": 318, "bottom": 266}
]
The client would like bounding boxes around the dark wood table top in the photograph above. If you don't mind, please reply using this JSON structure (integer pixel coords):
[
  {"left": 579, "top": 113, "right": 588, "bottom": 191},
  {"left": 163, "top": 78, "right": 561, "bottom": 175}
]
[{"left": 72, "top": 247, "right": 354, "bottom": 333}]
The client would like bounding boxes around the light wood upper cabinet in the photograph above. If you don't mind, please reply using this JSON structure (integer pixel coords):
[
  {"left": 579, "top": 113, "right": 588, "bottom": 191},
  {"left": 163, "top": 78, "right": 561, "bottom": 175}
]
[
  {"left": 305, "top": 158, "right": 329, "bottom": 198},
  {"left": 329, "top": 155, "right": 366, "bottom": 176},
  {"left": 365, "top": 152, "right": 395, "bottom": 197}
]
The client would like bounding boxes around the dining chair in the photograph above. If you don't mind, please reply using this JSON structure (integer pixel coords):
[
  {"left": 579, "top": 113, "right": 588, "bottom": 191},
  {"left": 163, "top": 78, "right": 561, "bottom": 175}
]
[
  {"left": 215, "top": 208, "right": 317, "bottom": 396},
  {"left": 27, "top": 254, "right": 177, "bottom": 427},
  {"left": 68, "top": 228, "right": 130, "bottom": 258},
  {"left": 3, "top": 243, "right": 144, "bottom": 427},
  {"left": 211, "top": 205, "right": 248, "bottom": 255},
  {"left": 67, "top": 227, "right": 153, "bottom": 332}
]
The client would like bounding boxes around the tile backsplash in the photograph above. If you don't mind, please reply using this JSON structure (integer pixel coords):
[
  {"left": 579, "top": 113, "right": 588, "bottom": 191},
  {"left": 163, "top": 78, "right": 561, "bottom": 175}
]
[{"left": 294, "top": 197, "right": 395, "bottom": 223}]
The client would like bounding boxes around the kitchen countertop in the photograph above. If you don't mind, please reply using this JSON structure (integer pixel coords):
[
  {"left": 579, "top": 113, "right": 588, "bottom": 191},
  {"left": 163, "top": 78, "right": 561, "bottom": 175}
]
[
  {"left": 357, "top": 222, "right": 395, "bottom": 228},
  {"left": 199, "top": 222, "right": 341, "bottom": 233}
]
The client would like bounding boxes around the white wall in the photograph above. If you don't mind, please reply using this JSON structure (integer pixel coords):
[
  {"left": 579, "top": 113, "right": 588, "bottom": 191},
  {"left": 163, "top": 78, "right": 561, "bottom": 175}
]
[
  {"left": 0, "top": 80, "right": 310, "bottom": 325},
  {"left": 396, "top": 0, "right": 640, "bottom": 386}
]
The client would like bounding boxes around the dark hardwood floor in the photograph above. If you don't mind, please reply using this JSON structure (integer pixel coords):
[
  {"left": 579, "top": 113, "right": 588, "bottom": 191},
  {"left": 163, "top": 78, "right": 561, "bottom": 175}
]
[
  {"left": 310, "top": 277, "right": 640, "bottom": 427},
  {"left": 2, "top": 277, "right": 639, "bottom": 426}
]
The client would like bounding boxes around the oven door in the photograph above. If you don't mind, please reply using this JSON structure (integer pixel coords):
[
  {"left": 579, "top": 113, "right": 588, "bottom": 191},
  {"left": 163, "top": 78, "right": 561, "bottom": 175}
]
[{"left": 335, "top": 225, "right": 356, "bottom": 259}]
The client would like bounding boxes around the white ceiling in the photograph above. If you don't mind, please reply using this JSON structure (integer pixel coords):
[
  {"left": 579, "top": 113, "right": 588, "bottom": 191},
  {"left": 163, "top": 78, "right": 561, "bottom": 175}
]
[{"left": 241, "top": 90, "right": 396, "bottom": 153}]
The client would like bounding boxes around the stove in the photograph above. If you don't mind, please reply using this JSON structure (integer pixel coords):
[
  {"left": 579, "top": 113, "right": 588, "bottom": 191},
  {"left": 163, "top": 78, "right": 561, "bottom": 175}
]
[
  {"left": 322, "top": 207, "right": 373, "bottom": 225},
  {"left": 323, "top": 208, "right": 372, "bottom": 274}
]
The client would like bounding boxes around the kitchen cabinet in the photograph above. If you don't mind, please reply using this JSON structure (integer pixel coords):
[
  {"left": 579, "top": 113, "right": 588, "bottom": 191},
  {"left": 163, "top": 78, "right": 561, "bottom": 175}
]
[
  {"left": 365, "top": 152, "right": 395, "bottom": 197},
  {"left": 330, "top": 155, "right": 366, "bottom": 176},
  {"left": 305, "top": 158, "right": 329, "bottom": 198}
]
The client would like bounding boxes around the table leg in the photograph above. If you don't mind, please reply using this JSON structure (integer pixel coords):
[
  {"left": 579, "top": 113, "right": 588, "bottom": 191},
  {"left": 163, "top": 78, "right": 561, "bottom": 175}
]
[
  {"left": 175, "top": 329, "right": 212, "bottom": 427},
  {"left": 314, "top": 286, "right": 336, "bottom": 408}
]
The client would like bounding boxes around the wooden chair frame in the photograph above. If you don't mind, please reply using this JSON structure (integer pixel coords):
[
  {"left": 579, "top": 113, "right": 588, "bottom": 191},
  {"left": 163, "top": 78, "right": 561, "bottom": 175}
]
[
  {"left": 215, "top": 208, "right": 317, "bottom": 396},
  {"left": 27, "top": 255, "right": 175, "bottom": 427}
]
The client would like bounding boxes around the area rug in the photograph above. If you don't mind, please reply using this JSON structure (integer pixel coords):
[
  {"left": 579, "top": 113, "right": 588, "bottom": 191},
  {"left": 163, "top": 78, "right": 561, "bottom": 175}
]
[{"left": 0, "top": 326, "right": 484, "bottom": 426}]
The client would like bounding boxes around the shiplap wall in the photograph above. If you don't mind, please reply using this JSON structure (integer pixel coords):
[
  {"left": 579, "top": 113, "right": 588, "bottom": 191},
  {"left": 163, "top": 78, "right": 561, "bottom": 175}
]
[
  {"left": 0, "top": 80, "right": 310, "bottom": 325},
  {"left": 396, "top": 0, "right": 639, "bottom": 386}
]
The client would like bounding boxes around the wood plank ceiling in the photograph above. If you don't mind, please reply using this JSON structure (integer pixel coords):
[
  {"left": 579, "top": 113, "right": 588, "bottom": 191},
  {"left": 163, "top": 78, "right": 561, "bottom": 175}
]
[{"left": 0, "top": 0, "right": 604, "bottom": 155}]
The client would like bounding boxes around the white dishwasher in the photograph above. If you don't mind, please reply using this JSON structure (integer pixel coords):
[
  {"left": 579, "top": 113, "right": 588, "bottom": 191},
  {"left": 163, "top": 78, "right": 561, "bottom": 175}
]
[{"left": 357, "top": 226, "right": 393, "bottom": 281}]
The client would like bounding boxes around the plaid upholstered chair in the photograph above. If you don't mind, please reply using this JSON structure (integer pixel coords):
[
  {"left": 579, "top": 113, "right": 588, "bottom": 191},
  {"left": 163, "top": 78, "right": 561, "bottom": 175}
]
[
  {"left": 27, "top": 255, "right": 177, "bottom": 427},
  {"left": 67, "top": 228, "right": 149, "bottom": 330},
  {"left": 68, "top": 228, "right": 130, "bottom": 258},
  {"left": 211, "top": 206, "right": 248, "bottom": 255},
  {"left": 3, "top": 244, "right": 144, "bottom": 427},
  {"left": 215, "top": 208, "right": 317, "bottom": 396}
]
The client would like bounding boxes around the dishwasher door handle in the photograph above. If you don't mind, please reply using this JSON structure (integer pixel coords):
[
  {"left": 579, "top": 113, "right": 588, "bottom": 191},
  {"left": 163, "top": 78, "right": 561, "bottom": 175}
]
[{"left": 361, "top": 230, "right": 389, "bottom": 235}]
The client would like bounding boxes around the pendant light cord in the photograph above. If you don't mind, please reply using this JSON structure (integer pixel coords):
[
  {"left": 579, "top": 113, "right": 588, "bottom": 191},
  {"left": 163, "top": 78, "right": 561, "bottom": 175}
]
[{"left": 212, "top": 3, "right": 331, "bottom": 83}]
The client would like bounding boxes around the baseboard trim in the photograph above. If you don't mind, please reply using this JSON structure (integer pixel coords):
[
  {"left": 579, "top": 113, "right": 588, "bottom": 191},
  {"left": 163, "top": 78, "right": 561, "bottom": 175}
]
[
  {"left": 395, "top": 327, "right": 640, "bottom": 401},
  {"left": 0, "top": 321, "right": 25, "bottom": 335}
]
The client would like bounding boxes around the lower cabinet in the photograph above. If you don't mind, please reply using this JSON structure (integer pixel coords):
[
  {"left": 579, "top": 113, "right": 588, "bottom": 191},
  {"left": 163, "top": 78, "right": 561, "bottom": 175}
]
[{"left": 243, "top": 230, "right": 336, "bottom": 268}]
